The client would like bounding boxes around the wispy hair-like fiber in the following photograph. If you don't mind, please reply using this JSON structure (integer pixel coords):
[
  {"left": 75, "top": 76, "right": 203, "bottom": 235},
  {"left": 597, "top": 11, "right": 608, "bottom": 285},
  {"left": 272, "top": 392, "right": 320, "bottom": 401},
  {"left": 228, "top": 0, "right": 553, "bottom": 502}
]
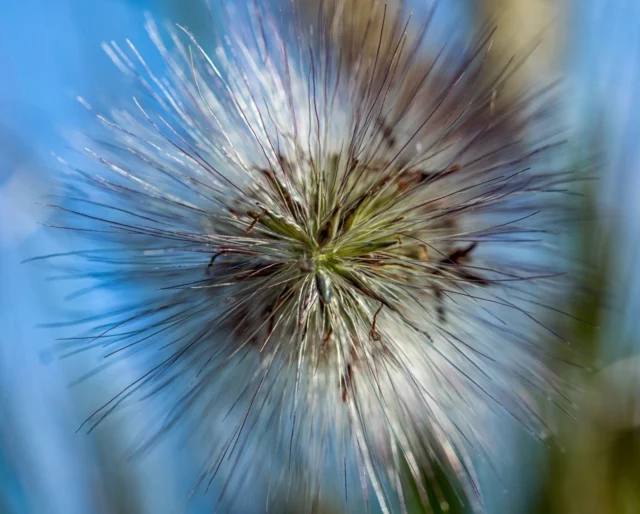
[{"left": 39, "top": 1, "right": 576, "bottom": 511}]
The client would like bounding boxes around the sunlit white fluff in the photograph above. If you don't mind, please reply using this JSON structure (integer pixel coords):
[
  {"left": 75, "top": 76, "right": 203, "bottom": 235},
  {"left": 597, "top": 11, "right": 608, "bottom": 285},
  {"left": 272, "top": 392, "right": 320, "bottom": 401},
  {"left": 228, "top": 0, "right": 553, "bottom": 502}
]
[{"left": 44, "top": 1, "right": 574, "bottom": 512}]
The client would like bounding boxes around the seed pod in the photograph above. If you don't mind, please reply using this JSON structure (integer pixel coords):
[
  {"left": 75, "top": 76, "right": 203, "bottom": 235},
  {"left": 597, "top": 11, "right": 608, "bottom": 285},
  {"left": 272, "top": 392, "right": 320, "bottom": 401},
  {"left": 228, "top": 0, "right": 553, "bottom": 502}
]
[
  {"left": 315, "top": 270, "right": 332, "bottom": 304},
  {"left": 297, "top": 258, "right": 315, "bottom": 272}
]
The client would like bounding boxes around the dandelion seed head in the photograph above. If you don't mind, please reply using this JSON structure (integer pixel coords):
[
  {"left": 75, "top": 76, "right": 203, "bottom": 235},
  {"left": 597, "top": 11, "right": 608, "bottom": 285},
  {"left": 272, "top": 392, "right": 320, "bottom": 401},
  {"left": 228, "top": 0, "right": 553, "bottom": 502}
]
[{"left": 44, "top": 1, "right": 575, "bottom": 511}]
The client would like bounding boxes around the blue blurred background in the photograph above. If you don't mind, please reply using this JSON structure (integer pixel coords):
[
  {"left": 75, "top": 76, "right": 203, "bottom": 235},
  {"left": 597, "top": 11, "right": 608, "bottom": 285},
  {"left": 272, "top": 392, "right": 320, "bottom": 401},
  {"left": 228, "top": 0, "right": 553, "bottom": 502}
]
[{"left": 1, "top": 0, "right": 639, "bottom": 513}]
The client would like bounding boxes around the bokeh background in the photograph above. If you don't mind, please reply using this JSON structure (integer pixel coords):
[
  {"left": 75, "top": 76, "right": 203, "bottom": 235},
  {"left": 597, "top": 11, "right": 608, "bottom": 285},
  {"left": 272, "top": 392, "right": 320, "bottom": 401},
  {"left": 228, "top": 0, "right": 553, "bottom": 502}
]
[{"left": 1, "top": 0, "right": 639, "bottom": 512}]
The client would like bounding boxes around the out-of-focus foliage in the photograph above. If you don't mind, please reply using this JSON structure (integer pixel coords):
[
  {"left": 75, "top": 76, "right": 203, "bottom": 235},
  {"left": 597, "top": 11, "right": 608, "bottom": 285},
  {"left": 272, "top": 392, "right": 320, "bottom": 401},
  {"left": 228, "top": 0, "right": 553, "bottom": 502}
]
[
  {"left": 468, "top": 0, "right": 564, "bottom": 91},
  {"left": 531, "top": 142, "right": 640, "bottom": 514}
]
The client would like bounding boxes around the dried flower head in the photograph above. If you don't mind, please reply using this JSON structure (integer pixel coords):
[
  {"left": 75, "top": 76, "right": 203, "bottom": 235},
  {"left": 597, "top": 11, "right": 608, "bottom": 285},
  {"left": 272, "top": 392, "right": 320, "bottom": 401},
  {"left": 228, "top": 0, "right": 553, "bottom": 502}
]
[{"left": 44, "top": 1, "right": 573, "bottom": 511}]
